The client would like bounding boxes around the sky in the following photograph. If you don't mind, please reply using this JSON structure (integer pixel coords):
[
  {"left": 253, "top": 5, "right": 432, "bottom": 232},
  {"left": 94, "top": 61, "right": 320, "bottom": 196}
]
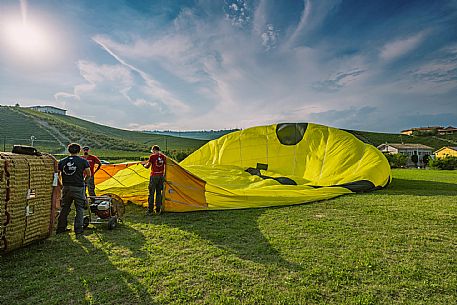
[{"left": 0, "top": 0, "right": 456, "bottom": 132}]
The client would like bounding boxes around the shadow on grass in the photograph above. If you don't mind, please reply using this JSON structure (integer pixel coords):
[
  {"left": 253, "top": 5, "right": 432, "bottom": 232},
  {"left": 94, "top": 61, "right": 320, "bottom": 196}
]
[
  {"left": 0, "top": 223, "right": 156, "bottom": 304},
  {"left": 386, "top": 178, "right": 457, "bottom": 196},
  {"left": 130, "top": 205, "right": 303, "bottom": 271}
]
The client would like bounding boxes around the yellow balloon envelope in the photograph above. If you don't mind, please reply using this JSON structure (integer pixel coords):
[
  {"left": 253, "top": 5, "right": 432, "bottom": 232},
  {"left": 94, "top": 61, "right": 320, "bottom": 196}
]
[{"left": 96, "top": 123, "right": 391, "bottom": 212}]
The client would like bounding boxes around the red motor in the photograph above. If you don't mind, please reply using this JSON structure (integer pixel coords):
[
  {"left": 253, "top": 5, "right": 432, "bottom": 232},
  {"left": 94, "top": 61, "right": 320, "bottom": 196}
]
[{"left": 94, "top": 200, "right": 112, "bottom": 219}]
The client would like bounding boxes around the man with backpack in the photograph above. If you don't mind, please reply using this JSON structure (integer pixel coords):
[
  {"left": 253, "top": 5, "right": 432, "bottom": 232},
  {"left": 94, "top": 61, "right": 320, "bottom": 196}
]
[{"left": 56, "top": 143, "right": 91, "bottom": 237}]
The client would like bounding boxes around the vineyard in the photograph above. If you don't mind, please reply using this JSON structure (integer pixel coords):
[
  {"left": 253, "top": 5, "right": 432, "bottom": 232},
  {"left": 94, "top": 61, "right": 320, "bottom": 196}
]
[
  {"left": 0, "top": 106, "right": 207, "bottom": 158},
  {"left": 1, "top": 106, "right": 455, "bottom": 161}
]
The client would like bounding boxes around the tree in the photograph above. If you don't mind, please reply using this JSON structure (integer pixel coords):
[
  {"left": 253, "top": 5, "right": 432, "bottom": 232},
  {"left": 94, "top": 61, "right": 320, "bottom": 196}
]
[
  {"left": 411, "top": 154, "right": 419, "bottom": 167},
  {"left": 422, "top": 154, "right": 430, "bottom": 167},
  {"left": 384, "top": 153, "right": 407, "bottom": 168},
  {"left": 429, "top": 156, "right": 457, "bottom": 170}
]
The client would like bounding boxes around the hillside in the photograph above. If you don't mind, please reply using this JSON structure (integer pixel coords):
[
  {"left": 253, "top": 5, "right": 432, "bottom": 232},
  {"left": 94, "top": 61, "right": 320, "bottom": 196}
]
[
  {"left": 345, "top": 129, "right": 456, "bottom": 150},
  {"left": 1, "top": 106, "right": 455, "bottom": 158},
  {"left": 150, "top": 126, "right": 456, "bottom": 149},
  {"left": 147, "top": 129, "right": 239, "bottom": 140},
  {"left": 0, "top": 106, "right": 62, "bottom": 152},
  {"left": 0, "top": 106, "right": 207, "bottom": 156}
]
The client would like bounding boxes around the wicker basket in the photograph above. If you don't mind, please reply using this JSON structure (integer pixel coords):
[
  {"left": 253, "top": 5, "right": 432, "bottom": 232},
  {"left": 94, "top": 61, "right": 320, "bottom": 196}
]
[
  {"left": 0, "top": 152, "right": 60, "bottom": 253},
  {"left": 0, "top": 157, "right": 5, "bottom": 250}
]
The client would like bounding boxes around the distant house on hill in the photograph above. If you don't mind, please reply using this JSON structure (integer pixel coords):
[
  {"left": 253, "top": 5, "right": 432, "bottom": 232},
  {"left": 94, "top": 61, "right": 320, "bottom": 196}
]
[
  {"left": 27, "top": 105, "right": 67, "bottom": 115},
  {"left": 377, "top": 143, "right": 433, "bottom": 167},
  {"left": 401, "top": 126, "right": 457, "bottom": 135},
  {"left": 437, "top": 126, "right": 457, "bottom": 135},
  {"left": 434, "top": 146, "right": 457, "bottom": 158}
]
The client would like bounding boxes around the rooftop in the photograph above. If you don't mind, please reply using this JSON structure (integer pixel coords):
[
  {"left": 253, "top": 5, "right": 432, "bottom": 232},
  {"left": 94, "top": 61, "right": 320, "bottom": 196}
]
[{"left": 378, "top": 143, "right": 434, "bottom": 150}]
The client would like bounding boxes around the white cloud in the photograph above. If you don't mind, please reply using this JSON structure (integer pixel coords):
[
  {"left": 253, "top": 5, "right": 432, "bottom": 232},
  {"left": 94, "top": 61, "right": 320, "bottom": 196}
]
[
  {"left": 284, "top": 0, "right": 342, "bottom": 48},
  {"left": 54, "top": 91, "right": 78, "bottom": 100},
  {"left": 286, "top": 0, "right": 312, "bottom": 47},
  {"left": 224, "top": 0, "right": 250, "bottom": 27},
  {"left": 382, "top": 43, "right": 457, "bottom": 94},
  {"left": 313, "top": 68, "right": 365, "bottom": 91},
  {"left": 43, "top": 1, "right": 455, "bottom": 132},
  {"left": 54, "top": 60, "right": 132, "bottom": 102},
  {"left": 92, "top": 36, "right": 191, "bottom": 112},
  {"left": 380, "top": 31, "right": 428, "bottom": 61},
  {"left": 79, "top": 11, "right": 369, "bottom": 130},
  {"left": 261, "top": 24, "right": 279, "bottom": 51}
]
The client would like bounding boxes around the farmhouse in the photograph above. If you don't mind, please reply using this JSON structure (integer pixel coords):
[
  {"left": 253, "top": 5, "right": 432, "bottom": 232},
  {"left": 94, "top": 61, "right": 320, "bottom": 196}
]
[
  {"left": 377, "top": 143, "right": 434, "bottom": 167},
  {"left": 435, "top": 146, "right": 457, "bottom": 158},
  {"left": 27, "top": 105, "right": 67, "bottom": 115},
  {"left": 401, "top": 126, "right": 457, "bottom": 135},
  {"left": 437, "top": 126, "right": 457, "bottom": 135}
]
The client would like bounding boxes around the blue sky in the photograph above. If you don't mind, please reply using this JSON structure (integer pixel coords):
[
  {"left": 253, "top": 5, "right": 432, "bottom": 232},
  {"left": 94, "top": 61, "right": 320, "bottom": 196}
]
[{"left": 1, "top": 0, "right": 456, "bottom": 132}]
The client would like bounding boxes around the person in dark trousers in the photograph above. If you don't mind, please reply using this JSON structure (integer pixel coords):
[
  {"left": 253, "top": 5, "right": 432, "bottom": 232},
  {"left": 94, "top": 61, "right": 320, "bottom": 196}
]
[
  {"left": 82, "top": 146, "right": 101, "bottom": 198},
  {"left": 143, "top": 145, "right": 166, "bottom": 215},
  {"left": 56, "top": 143, "right": 91, "bottom": 236}
]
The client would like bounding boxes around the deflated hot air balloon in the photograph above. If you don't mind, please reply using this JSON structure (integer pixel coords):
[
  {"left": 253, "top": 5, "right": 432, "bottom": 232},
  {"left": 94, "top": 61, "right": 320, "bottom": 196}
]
[{"left": 95, "top": 123, "right": 391, "bottom": 212}]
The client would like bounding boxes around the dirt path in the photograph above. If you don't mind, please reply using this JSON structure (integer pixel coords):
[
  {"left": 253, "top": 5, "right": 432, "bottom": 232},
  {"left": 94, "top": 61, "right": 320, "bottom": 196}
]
[
  {"left": 432, "top": 136, "right": 457, "bottom": 146},
  {"left": 28, "top": 116, "right": 69, "bottom": 153}
]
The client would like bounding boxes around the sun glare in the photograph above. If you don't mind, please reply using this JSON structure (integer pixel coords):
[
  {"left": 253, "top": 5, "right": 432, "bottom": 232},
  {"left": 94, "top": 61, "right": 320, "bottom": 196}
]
[{"left": 3, "top": 20, "right": 51, "bottom": 58}]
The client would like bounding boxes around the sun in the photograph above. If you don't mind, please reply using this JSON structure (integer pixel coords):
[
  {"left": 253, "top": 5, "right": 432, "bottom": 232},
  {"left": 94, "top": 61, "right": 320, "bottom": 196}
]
[{"left": 2, "top": 19, "right": 52, "bottom": 59}]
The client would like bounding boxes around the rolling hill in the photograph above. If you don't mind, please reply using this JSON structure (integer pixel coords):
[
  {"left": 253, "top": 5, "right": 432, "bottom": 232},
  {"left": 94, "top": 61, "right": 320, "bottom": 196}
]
[
  {"left": 0, "top": 106, "right": 207, "bottom": 158},
  {"left": 146, "top": 129, "right": 239, "bottom": 140},
  {"left": 344, "top": 129, "right": 457, "bottom": 150},
  {"left": 1, "top": 106, "right": 455, "bottom": 160}
]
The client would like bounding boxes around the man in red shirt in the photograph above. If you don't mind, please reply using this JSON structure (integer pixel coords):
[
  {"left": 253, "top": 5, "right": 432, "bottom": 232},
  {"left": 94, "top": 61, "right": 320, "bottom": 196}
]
[
  {"left": 143, "top": 145, "right": 166, "bottom": 215},
  {"left": 82, "top": 146, "right": 101, "bottom": 198}
]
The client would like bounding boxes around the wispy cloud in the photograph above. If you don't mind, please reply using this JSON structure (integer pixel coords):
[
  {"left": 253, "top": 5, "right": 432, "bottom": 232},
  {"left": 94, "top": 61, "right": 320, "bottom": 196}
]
[
  {"left": 312, "top": 69, "right": 365, "bottom": 92},
  {"left": 285, "top": 0, "right": 312, "bottom": 47},
  {"left": 224, "top": 0, "right": 251, "bottom": 27},
  {"left": 308, "top": 106, "right": 377, "bottom": 130},
  {"left": 92, "top": 36, "right": 190, "bottom": 112},
  {"left": 380, "top": 31, "right": 428, "bottom": 61},
  {"left": 411, "top": 45, "right": 457, "bottom": 85},
  {"left": 284, "top": 0, "right": 342, "bottom": 48},
  {"left": 2, "top": 0, "right": 455, "bottom": 132},
  {"left": 261, "top": 24, "right": 279, "bottom": 51},
  {"left": 55, "top": 60, "right": 131, "bottom": 102}
]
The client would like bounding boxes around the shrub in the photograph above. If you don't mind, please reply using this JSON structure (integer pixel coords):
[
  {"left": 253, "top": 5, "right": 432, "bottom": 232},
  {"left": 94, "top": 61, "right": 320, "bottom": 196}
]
[
  {"left": 422, "top": 154, "right": 431, "bottom": 166},
  {"left": 429, "top": 156, "right": 457, "bottom": 170},
  {"left": 175, "top": 151, "right": 190, "bottom": 162},
  {"left": 162, "top": 150, "right": 191, "bottom": 162},
  {"left": 411, "top": 154, "right": 419, "bottom": 167},
  {"left": 412, "top": 129, "right": 438, "bottom": 136},
  {"left": 384, "top": 153, "right": 408, "bottom": 168}
]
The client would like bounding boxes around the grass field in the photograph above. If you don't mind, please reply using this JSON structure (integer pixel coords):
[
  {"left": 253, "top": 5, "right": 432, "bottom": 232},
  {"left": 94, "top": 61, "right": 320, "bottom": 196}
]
[{"left": 1, "top": 169, "right": 456, "bottom": 304}]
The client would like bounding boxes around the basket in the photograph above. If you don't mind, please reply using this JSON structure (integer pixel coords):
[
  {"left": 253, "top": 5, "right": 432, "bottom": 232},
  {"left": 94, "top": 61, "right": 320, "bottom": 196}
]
[{"left": 0, "top": 152, "right": 60, "bottom": 253}]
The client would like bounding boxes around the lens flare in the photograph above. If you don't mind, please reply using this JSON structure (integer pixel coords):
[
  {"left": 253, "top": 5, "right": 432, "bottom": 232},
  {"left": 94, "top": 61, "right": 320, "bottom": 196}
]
[{"left": 3, "top": 19, "right": 51, "bottom": 57}]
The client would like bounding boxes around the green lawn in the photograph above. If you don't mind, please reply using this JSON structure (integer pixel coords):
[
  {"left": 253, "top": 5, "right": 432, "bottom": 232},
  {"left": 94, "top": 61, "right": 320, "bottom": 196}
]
[{"left": 1, "top": 169, "right": 456, "bottom": 304}]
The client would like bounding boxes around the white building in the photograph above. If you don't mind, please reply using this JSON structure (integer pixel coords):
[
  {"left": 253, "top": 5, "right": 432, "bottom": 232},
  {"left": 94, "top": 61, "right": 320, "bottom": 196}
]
[
  {"left": 27, "top": 106, "right": 67, "bottom": 115},
  {"left": 377, "top": 143, "right": 434, "bottom": 167}
]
